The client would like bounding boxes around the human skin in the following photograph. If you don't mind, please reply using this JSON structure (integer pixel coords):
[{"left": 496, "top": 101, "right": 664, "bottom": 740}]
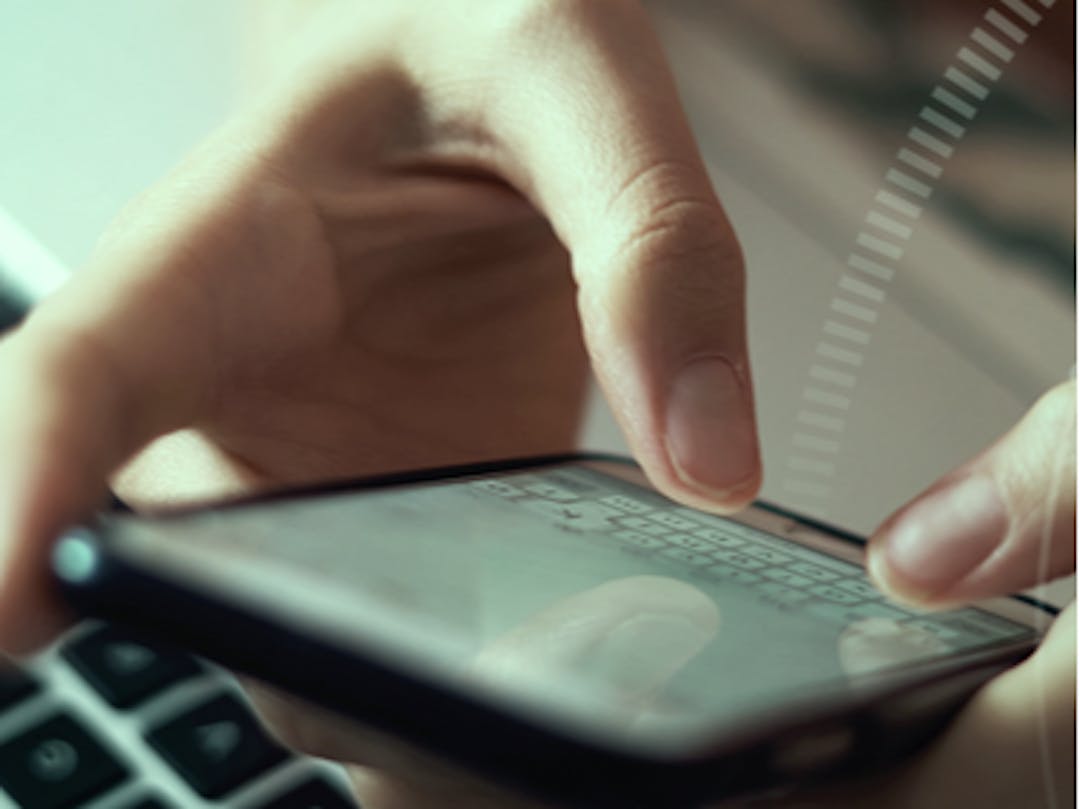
[{"left": 0, "top": 1, "right": 1072, "bottom": 806}]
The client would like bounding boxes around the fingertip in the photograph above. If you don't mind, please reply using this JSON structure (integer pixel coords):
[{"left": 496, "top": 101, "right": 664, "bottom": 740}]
[
  {"left": 866, "top": 475, "right": 1010, "bottom": 610},
  {"left": 666, "top": 462, "right": 762, "bottom": 516},
  {"left": 661, "top": 356, "right": 761, "bottom": 512},
  {"left": 629, "top": 447, "right": 760, "bottom": 521},
  {"left": 865, "top": 541, "right": 935, "bottom": 610}
]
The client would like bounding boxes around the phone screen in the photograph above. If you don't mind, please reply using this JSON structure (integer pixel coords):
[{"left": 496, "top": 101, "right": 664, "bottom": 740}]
[{"left": 87, "top": 461, "right": 1035, "bottom": 752}]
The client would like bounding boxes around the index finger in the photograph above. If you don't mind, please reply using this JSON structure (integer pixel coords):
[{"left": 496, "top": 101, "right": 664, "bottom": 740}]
[{"left": 403, "top": 0, "right": 761, "bottom": 511}]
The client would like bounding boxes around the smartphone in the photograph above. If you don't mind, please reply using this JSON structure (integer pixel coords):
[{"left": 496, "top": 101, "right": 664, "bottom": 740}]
[{"left": 52, "top": 454, "right": 1053, "bottom": 808}]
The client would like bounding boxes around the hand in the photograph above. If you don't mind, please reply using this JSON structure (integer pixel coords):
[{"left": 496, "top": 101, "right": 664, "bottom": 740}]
[
  {"left": 764, "top": 381, "right": 1075, "bottom": 809},
  {"left": 0, "top": 0, "right": 760, "bottom": 652}
]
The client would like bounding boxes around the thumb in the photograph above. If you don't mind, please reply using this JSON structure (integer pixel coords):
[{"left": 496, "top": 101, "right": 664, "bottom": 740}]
[{"left": 867, "top": 380, "right": 1076, "bottom": 607}]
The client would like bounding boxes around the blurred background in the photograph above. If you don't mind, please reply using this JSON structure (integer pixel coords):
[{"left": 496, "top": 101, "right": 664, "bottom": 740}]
[{"left": 0, "top": 0, "right": 1073, "bottom": 562}]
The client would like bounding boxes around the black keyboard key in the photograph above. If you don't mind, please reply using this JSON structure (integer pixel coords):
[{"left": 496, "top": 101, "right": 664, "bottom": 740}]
[
  {"left": 0, "top": 285, "right": 30, "bottom": 333},
  {"left": 118, "top": 798, "right": 175, "bottom": 809},
  {"left": 0, "top": 663, "right": 38, "bottom": 710},
  {"left": 257, "top": 778, "right": 358, "bottom": 808},
  {"left": 147, "top": 693, "right": 289, "bottom": 798},
  {"left": 0, "top": 713, "right": 128, "bottom": 809},
  {"left": 62, "top": 625, "right": 200, "bottom": 708}
]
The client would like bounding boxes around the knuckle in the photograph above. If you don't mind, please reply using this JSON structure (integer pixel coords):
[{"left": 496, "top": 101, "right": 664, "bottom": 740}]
[
  {"left": 482, "top": 0, "right": 649, "bottom": 68},
  {"left": 486, "top": 0, "right": 582, "bottom": 48},
  {"left": 1034, "top": 380, "right": 1077, "bottom": 434},
  {"left": 583, "top": 162, "right": 747, "bottom": 356},
  {"left": 616, "top": 196, "right": 742, "bottom": 271},
  {"left": 1016, "top": 380, "right": 1078, "bottom": 470},
  {"left": 604, "top": 161, "right": 743, "bottom": 284},
  {"left": 493, "top": 0, "right": 628, "bottom": 38},
  {"left": 1000, "top": 380, "right": 1076, "bottom": 515}
]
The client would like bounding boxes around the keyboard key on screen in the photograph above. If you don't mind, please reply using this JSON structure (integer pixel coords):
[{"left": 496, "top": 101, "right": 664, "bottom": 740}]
[
  {"left": 691, "top": 527, "right": 745, "bottom": 549},
  {"left": 613, "top": 529, "right": 665, "bottom": 550},
  {"left": 710, "top": 549, "right": 766, "bottom": 571},
  {"left": 809, "top": 584, "right": 863, "bottom": 605},
  {"left": 788, "top": 561, "right": 840, "bottom": 583},
  {"left": 759, "top": 582, "right": 812, "bottom": 606},
  {"left": 649, "top": 511, "right": 700, "bottom": 531},
  {"left": 521, "top": 481, "right": 579, "bottom": 501},
  {"left": 147, "top": 693, "right": 289, "bottom": 798},
  {"left": 704, "top": 566, "right": 762, "bottom": 586},
  {"left": 62, "top": 625, "right": 201, "bottom": 708},
  {"left": 613, "top": 516, "right": 670, "bottom": 536},
  {"left": 848, "top": 602, "right": 913, "bottom": 622},
  {"left": 0, "top": 713, "right": 129, "bottom": 809},
  {"left": 761, "top": 568, "right": 814, "bottom": 589},
  {"left": 600, "top": 494, "right": 653, "bottom": 514},
  {"left": 660, "top": 547, "right": 716, "bottom": 567},
  {"left": 835, "top": 579, "right": 882, "bottom": 600},
  {"left": 742, "top": 545, "right": 793, "bottom": 565},
  {"left": 470, "top": 479, "right": 524, "bottom": 498},
  {"left": 667, "top": 533, "right": 717, "bottom": 552}
]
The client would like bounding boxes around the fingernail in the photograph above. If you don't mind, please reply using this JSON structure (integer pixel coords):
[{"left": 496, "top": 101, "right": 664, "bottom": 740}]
[
  {"left": 875, "top": 476, "right": 1008, "bottom": 599},
  {"left": 665, "top": 357, "right": 758, "bottom": 499}
]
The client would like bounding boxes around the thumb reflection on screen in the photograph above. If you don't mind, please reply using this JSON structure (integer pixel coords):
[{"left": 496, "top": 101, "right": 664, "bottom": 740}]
[
  {"left": 837, "top": 617, "right": 950, "bottom": 679},
  {"left": 470, "top": 576, "right": 720, "bottom": 725}
]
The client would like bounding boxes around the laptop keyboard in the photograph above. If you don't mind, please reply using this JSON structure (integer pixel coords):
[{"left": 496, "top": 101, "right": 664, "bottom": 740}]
[{"left": 0, "top": 623, "right": 358, "bottom": 809}]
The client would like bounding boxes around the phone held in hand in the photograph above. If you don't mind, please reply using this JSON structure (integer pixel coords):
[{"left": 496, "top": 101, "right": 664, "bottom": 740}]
[{"left": 52, "top": 454, "right": 1052, "bottom": 808}]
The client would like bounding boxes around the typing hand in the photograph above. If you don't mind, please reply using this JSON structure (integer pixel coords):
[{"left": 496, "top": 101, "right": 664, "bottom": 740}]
[
  {"left": 762, "top": 381, "right": 1076, "bottom": 809},
  {"left": 0, "top": 0, "right": 758, "bottom": 654}
]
